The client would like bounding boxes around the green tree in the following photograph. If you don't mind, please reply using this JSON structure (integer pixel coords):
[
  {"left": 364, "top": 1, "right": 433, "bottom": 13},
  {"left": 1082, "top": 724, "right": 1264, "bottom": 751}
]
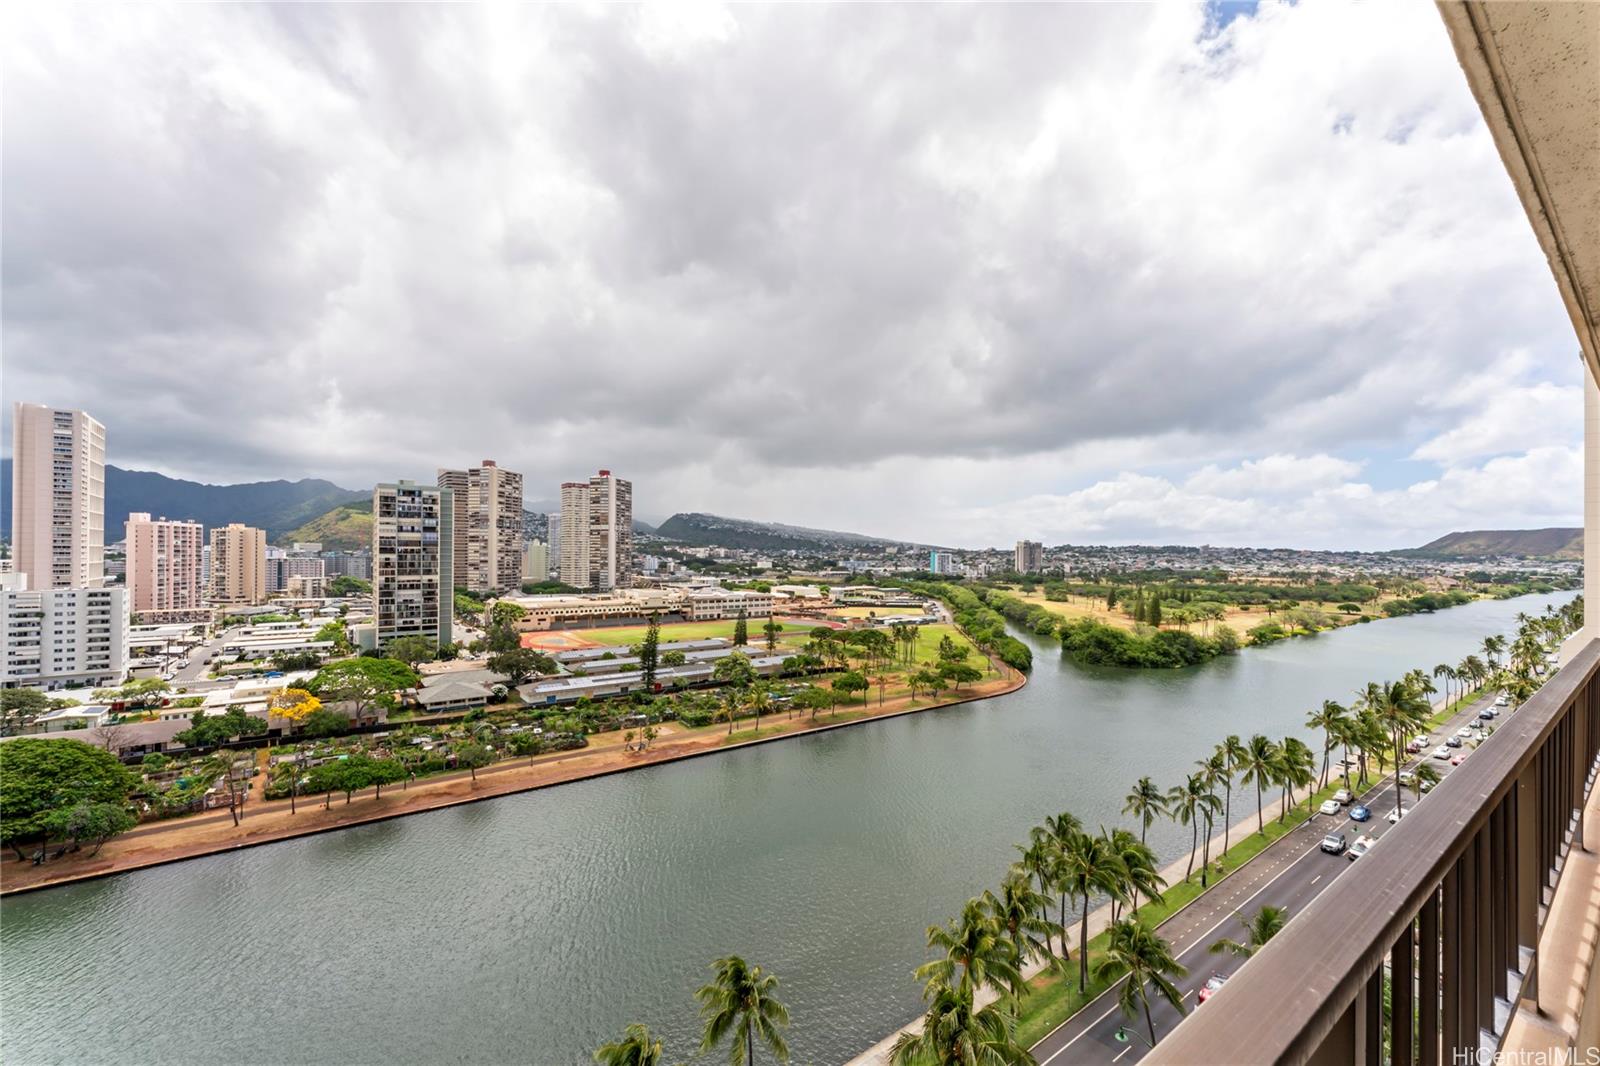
[
  {"left": 384, "top": 636, "right": 437, "bottom": 667},
  {"left": 1208, "top": 905, "right": 1287, "bottom": 958},
  {"left": 308, "top": 658, "right": 420, "bottom": 721},
  {"left": 732, "top": 609, "right": 749, "bottom": 647},
  {"left": 1121, "top": 776, "right": 1167, "bottom": 847},
  {"left": 983, "top": 871, "right": 1059, "bottom": 990},
  {"left": 1094, "top": 919, "right": 1187, "bottom": 1048},
  {"left": 938, "top": 662, "right": 983, "bottom": 691},
  {"left": 41, "top": 800, "right": 137, "bottom": 858},
  {"left": 831, "top": 671, "right": 869, "bottom": 706},
  {"left": 327, "top": 576, "right": 370, "bottom": 597},
  {"left": 1216, "top": 734, "right": 1247, "bottom": 856},
  {"left": 639, "top": 613, "right": 661, "bottom": 689},
  {"left": 1240, "top": 734, "right": 1278, "bottom": 835},
  {"left": 763, "top": 620, "right": 783, "bottom": 653},
  {"left": 1061, "top": 830, "right": 1125, "bottom": 992},
  {"left": 914, "top": 897, "right": 1022, "bottom": 998},
  {"left": 488, "top": 647, "right": 555, "bottom": 686},
  {"left": 696, "top": 955, "right": 790, "bottom": 1066},
  {"left": 662, "top": 650, "right": 687, "bottom": 667},
  {"left": 2, "top": 689, "right": 59, "bottom": 734},
  {"left": 594, "top": 1024, "right": 663, "bottom": 1066},
  {"left": 489, "top": 600, "right": 528, "bottom": 630},
  {"left": 889, "top": 980, "right": 1032, "bottom": 1066},
  {"left": 0, "top": 738, "right": 133, "bottom": 862},
  {"left": 456, "top": 742, "right": 494, "bottom": 784},
  {"left": 301, "top": 707, "right": 352, "bottom": 738}
]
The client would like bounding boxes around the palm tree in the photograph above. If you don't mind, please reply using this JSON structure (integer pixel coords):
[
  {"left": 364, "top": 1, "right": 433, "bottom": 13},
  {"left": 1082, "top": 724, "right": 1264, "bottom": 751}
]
[
  {"left": 1061, "top": 829, "right": 1125, "bottom": 993},
  {"left": 1121, "top": 777, "right": 1167, "bottom": 846},
  {"left": 1014, "top": 838, "right": 1057, "bottom": 954},
  {"left": 983, "top": 871, "right": 1060, "bottom": 990},
  {"left": 1104, "top": 827, "right": 1165, "bottom": 918},
  {"left": 1305, "top": 701, "right": 1346, "bottom": 790},
  {"left": 1432, "top": 663, "right": 1457, "bottom": 709},
  {"left": 1040, "top": 812, "right": 1082, "bottom": 957},
  {"left": 914, "top": 898, "right": 1022, "bottom": 998},
  {"left": 696, "top": 956, "right": 791, "bottom": 1066},
  {"left": 1240, "top": 734, "right": 1278, "bottom": 835},
  {"left": 1276, "top": 737, "right": 1315, "bottom": 821},
  {"left": 1094, "top": 919, "right": 1187, "bottom": 1048},
  {"left": 1192, "top": 757, "right": 1225, "bottom": 885},
  {"left": 594, "top": 1024, "right": 664, "bottom": 1066},
  {"left": 1207, "top": 905, "right": 1287, "bottom": 958},
  {"left": 888, "top": 980, "right": 1033, "bottom": 1066},
  {"left": 1409, "top": 762, "right": 1442, "bottom": 803},
  {"left": 1368, "top": 679, "right": 1430, "bottom": 816},
  {"left": 1166, "top": 776, "right": 1202, "bottom": 882},
  {"left": 1217, "top": 734, "right": 1247, "bottom": 855}
]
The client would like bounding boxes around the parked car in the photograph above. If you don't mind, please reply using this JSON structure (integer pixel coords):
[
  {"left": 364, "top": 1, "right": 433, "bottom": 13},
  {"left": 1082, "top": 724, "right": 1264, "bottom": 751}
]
[
  {"left": 1386, "top": 807, "right": 1406, "bottom": 824},
  {"left": 1347, "top": 835, "right": 1375, "bottom": 861},
  {"left": 1350, "top": 805, "right": 1372, "bottom": 822},
  {"left": 1319, "top": 799, "right": 1342, "bottom": 816},
  {"left": 1332, "top": 788, "right": 1354, "bottom": 805},
  {"left": 1451, "top": 753, "right": 1468, "bottom": 766},
  {"left": 1478, "top": 709, "right": 1497, "bottom": 720},
  {"left": 1432, "top": 746, "right": 1453, "bottom": 760},
  {"left": 1320, "top": 833, "right": 1348, "bottom": 855},
  {"left": 1198, "top": 973, "right": 1229, "bottom": 1004},
  {"left": 1495, "top": 695, "right": 1510, "bottom": 706},
  {"left": 1398, "top": 770, "right": 1415, "bottom": 785},
  {"left": 1446, "top": 736, "right": 1463, "bottom": 748}
]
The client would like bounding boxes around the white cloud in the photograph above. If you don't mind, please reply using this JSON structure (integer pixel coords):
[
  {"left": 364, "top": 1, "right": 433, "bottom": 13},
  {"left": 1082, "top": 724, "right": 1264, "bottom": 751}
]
[{"left": 0, "top": 0, "right": 1580, "bottom": 547}]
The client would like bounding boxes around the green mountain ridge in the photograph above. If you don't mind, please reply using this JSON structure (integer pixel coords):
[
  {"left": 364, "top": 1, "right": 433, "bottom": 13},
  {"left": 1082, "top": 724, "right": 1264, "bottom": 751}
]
[
  {"left": 0, "top": 459, "right": 367, "bottom": 543},
  {"left": 1414, "top": 528, "right": 1582, "bottom": 559}
]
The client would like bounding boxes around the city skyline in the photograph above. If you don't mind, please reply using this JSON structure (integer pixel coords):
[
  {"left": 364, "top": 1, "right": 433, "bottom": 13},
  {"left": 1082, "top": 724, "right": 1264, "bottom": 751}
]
[{"left": 1, "top": 2, "right": 1582, "bottom": 552}]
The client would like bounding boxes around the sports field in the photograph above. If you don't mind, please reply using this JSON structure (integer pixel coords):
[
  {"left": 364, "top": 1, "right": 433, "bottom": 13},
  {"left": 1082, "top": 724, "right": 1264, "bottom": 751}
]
[{"left": 521, "top": 615, "right": 824, "bottom": 651}]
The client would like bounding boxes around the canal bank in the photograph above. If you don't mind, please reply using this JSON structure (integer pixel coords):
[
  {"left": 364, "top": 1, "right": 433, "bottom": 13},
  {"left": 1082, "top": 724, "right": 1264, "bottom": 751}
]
[{"left": 0, "top": 592, "right": 1571, "bottom": 1066}]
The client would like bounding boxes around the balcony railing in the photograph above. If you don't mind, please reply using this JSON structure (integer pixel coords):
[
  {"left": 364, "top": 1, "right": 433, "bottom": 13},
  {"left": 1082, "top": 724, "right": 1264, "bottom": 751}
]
[{"left": 1149, "top": 637, "right": 1600, "bottom": 1065}]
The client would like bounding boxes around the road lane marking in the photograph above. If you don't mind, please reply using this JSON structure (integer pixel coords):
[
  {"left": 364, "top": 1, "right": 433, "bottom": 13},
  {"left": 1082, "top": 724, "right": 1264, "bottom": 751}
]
[
  {"left": 1113, "top": 1046, "right": 1132, "bottom": 1062},
  {"left": 1311, "top": 875, "right": 1322, "bottom": 885}
]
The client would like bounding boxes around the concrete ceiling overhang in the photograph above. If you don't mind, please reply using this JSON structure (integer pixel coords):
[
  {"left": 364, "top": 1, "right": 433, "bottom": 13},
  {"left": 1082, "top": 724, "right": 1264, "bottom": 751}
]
[{"left": 1438, "top": 1, "right": 1600, "bottom": 377}]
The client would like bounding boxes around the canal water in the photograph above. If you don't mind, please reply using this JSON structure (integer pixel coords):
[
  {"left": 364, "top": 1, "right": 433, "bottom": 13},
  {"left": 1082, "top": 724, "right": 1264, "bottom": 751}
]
[{"left": 0, "top": 592, "right": 1571, "bottom": 1065}]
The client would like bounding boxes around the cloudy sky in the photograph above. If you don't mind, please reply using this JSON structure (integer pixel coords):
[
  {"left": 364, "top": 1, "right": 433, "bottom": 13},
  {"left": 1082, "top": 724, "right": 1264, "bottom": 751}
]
[{"left": 2, "top": 1, "right": 1582, "bottom": 550}]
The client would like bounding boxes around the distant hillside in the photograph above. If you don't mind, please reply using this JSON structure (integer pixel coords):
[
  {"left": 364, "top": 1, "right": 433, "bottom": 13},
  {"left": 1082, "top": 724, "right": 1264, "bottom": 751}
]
[
  {"left": 284, "top": 499, "right": 373, "bottom": 550},
  {"left": 0, "top": 459, "right": 368, "bottom": 542},
  {"left": 1415, "top": 528, "right": 1582, "bottom": 559},
  {"left": 653, "top": 512, "right": 909, "bottom": 552}
]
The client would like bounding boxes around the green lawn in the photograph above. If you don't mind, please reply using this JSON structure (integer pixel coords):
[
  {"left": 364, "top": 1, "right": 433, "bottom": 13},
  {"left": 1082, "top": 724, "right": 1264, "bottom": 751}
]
[{"left": 547, "top": 618, "right": 812, "bottom": 647}]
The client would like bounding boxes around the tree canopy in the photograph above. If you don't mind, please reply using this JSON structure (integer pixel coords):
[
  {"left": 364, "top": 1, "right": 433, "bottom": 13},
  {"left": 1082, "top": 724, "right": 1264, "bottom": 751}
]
[{"left": 0, "top": 738, "right": 134, "bottom": 858}]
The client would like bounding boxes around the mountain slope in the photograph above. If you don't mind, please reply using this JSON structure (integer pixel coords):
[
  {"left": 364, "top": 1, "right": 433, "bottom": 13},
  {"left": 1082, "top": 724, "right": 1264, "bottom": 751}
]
[
  {"left": 1415, "top": 528, "right": 1582, "bottom": 559},
  {"left": 0, "top": 459, "right": 367, "bottom": 543},
  {"left": 283, "top": 499, "right": 373, "bottom": 550},
  {"left": 653, "top": 512, "right": 912, "bottom": 552}
]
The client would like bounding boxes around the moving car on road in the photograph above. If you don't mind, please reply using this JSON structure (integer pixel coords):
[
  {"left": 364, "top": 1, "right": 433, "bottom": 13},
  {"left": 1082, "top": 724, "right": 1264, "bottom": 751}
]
[
  {"left": 1347, "top": 835, "right": 1375, "bottom": 861},
  {"left": 1198, "top": 974, "right": 1229, "bottom": 1004},
  {"left": 1350, "top": 805, "right": 1372, "bottom": 822},
  {"left": 1320, "top": 833, "right": 1348, "bottom": 855}
]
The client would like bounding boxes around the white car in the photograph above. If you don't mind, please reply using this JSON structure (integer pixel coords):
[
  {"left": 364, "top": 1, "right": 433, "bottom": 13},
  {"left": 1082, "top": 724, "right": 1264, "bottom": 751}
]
[
  {"left": 1398, "top": 770, "right": 1416, "bottom": 785},
  {"left": 1456, "top": 726, "right": 1473, "bottom": 738},
  {"left": 1432, "top": 746, "right": 1453, "bottom": 760},
  {"left": 1347, "top": 835, "right": 1375, "bottom": 861},
  {"left": 1319, "top": 799, "right": 1342, "bottom": 816},
  {"left": 1386, "top": 807, "right": 1406, "bottom": 824},
  {"left": 1495, "top": 695, "right": 1510, "bottom": 707},
  {"left": 1332, "top": 788, "right": 1354, "bottom": 805}
]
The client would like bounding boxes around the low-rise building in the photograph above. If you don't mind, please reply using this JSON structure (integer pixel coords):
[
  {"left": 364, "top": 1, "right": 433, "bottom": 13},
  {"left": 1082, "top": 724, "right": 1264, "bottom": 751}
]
[
  {"left": 507, "top": 588, "right": 687, "bottom": 631},
  {"left": 684, "top": 588, "right": 775, "bottom": 621}
]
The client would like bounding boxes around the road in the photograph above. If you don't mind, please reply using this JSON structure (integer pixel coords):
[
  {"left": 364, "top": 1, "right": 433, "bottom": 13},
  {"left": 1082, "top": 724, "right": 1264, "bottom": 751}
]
[{"left": 1031, "top": 689, "right": 1501, "bottom": 1064}]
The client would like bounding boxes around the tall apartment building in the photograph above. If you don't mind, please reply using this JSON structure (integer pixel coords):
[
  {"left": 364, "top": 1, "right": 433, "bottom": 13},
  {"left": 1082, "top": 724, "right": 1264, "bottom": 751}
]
[
  {"left": 558, "top": 470, "right": 633, "bottom": 591},
  {"left": 1, "top": 577, "right": 127, "bottom": 691},
  {"left": 125, "top": 513, "right": 206, "bottom": 623},
  {"left": 10, "top": 403, "right": 106, "bottom": 590},
  {"left": 438, "top": 460, "right": 523, "bottom": 594},
  {"left": 928, "top": 550, "right": 955, "bottom": 575},
  {"left": 1014, "top": 540, "right": 1044, "bottom": 574},
  {"left": 209, "top": 523, "right": 267, "bottom": 606},
  {"left": 373, "top": 481, "right": 453, "bottom": 649},
  {"left": 523, "top": 539, "right": 549, "bottom": 584}
]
